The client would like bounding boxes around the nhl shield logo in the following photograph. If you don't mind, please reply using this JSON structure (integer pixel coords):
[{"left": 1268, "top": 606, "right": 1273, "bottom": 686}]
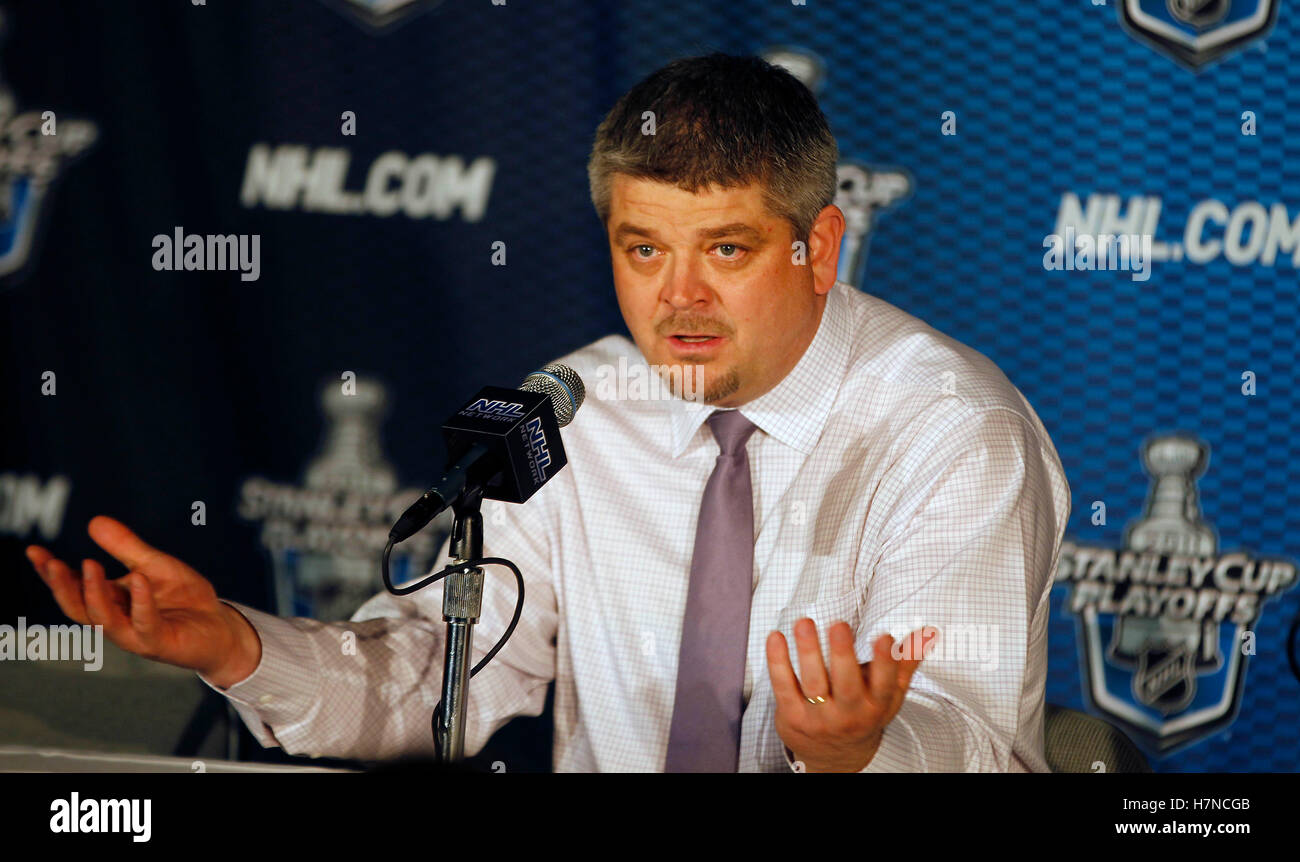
[
  {"left": 1056, "top": 434, "right": 1298, "bottom": 755},
  {"left": 1118, "top": 0, "right": 1280, "bottom": 70},
  {"left": 321, "top": 0, "right": 447, "bottom": 33}
]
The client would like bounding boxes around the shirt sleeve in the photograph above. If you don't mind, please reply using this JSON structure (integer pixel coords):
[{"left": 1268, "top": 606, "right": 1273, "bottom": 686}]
[
  {"left": 834, "top": 405, "right": 1067, "bottom": 772},
  {"left": 197, "top": 490, "right": 559, "bottom": 763}
]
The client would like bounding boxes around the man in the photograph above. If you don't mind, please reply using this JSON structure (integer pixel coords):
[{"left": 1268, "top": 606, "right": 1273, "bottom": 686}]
[{"left": 25, "top": 54, "right": 1070, "bottom": 772}]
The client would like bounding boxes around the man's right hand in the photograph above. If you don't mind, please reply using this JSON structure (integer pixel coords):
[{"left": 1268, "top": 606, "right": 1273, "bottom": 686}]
[{"left": 24, "top": 515, "right": 262, "bottom": 689}]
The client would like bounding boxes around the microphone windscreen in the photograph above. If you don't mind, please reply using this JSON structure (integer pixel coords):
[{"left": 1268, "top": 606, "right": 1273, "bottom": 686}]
[{"left": 520, "top": 363, "right": 585, "bottom": 427}]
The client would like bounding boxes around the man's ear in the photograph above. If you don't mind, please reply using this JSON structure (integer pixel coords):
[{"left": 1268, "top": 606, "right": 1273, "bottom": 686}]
[{"left": 807, "top": 204, "right": 846, "bottom": 296}]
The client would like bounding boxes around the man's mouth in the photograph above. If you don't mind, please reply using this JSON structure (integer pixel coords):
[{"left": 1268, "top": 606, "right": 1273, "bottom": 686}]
[{"left": 664, "top": 333, "right": 726, "bottom": 354}]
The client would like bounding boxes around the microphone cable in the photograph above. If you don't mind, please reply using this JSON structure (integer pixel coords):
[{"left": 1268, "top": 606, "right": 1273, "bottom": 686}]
[{"left": 381, "top": 539, "right": 526, "bottom": 761}]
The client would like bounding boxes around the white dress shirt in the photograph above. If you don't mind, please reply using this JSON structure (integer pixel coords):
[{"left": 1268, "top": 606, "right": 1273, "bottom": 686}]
[{"left": 206, "top": 280, "right": 1071, "bottom": 772}]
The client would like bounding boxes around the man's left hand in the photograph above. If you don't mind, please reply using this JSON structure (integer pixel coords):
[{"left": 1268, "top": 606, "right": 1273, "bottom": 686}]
[{"left": 766, "top": 619, "right": 936, "bottom": 772}]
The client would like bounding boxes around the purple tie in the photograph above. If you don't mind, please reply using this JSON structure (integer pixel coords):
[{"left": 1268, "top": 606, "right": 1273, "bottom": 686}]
[{"left": 664, "top": 409, "right": 759, "bottom": 772}]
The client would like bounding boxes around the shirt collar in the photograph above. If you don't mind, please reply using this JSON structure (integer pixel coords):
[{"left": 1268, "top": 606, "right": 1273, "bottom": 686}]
[{"left": 668, "top": 281, "right": 853, "bottom": 458}]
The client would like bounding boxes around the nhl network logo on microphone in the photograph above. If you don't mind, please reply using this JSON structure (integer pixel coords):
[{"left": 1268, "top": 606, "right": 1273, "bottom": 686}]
[
  {"left": 522, "top": 416, "right": 552, "bottom": 484},
  {"left": 461, "top": 398, "right": 526, "bottom": 421}
]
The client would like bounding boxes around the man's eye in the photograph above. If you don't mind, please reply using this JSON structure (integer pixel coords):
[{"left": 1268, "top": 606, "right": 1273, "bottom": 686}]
[
  {"left": 632, "top": 245, "right": 656, "bottom": 259},
  {"left": 714, "top": 244, "right": 746, "bottom": 259}
]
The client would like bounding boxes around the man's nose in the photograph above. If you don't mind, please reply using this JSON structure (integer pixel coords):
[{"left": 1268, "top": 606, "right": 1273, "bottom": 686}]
[{"left": 660, "top": 255, "right": 712, "bottom": 309}]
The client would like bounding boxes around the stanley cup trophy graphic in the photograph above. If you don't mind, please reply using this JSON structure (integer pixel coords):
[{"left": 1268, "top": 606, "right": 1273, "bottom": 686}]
[
  {"left": 1112, "top": 435, "right": 1220, "bottom": 713},
  {"left": 287, "top": 380, "right": 397, "bottom": 620},
  {"left": 242, "top": 377, "right": 442, "bottom": 622},
  {"left": 1125, "top": 436, "right": 1217, "bottom": 557},
  {"left": 761, "top": 45, "right": 912, "bottom": 288},
  {"left": 1168, "top": 0, "right": 1230, "bottom": 30},
  {"left": 833, "top": 164, "right": 912, "bottom": 286}
]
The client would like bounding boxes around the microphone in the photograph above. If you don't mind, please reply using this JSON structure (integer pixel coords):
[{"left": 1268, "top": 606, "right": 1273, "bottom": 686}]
[{"left": 389, "top": 363, "right": 585, "bottom": 543}]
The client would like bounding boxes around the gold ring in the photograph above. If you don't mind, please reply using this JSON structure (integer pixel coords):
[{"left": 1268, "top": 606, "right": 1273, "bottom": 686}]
[{"left": 805, "top": 695, "right": 826, "bottom": 705}]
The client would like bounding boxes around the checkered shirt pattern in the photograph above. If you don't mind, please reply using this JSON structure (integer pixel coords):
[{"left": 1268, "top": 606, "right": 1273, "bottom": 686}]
[{"left": 204, "top": 280, "right": 1071, "bottom": 772}]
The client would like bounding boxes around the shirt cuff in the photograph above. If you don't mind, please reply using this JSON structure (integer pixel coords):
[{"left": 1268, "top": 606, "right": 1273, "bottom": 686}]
[{"left": 197, "top": 600, "right": 321, "bottom": 729}]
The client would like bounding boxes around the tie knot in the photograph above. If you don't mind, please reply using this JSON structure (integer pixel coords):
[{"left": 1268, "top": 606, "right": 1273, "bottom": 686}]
[{"left": 707, "top": 410, "right": 758, "bottom": 456}]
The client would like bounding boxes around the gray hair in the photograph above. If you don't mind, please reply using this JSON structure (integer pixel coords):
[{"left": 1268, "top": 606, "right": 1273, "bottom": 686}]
[{"left": 587, "top": 53, "right": 839, "bottom": 242}]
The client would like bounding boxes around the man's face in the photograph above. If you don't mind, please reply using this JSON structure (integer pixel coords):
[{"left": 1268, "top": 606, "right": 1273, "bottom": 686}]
[{"left": 605, "top": 175, "right": 843, "bottom": 407}]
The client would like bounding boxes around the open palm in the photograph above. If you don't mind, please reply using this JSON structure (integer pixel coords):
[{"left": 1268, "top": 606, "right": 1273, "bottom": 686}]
[{"left": 25, "top": 515, "right": 258, "bottom": 682}]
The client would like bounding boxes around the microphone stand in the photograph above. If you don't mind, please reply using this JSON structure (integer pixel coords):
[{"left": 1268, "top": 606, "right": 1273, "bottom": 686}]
[{"left": 436, "top": 487, "right": 485, "bottom": 763}]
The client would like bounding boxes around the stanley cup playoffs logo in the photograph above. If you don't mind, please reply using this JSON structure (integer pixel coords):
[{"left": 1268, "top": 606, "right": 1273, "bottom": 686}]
[
  {"left": 238, "top": 377, "right": 445, "bottom": 621},
  {"left": 1055, "top": 434, "right": 1297, "bottom": 755},
  {"left": 1118, "top": 0, "right": 1280, "bottom": 70},
  {"left": 0, "top": 11, "right": 96, "bottom": 285}
]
